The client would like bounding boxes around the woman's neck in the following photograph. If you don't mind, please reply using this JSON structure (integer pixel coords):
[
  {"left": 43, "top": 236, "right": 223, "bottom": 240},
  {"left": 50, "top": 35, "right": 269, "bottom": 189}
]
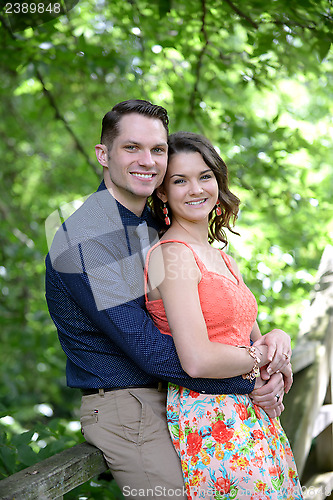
[{"left": 165, "top": 217, "right": 210, "bottom": 247}]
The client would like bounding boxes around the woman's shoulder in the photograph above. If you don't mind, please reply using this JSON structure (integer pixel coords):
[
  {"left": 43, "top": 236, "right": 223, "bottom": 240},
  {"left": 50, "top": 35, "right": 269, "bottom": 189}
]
[
  {"left": 147, "top": 239, "right": 201, "bottom": 287},
  {"left": 150, "top": 239, "right": 197, "bottom": 265},
  {"left": 220, "top": 250, "right": 242, "bottom": 279}
]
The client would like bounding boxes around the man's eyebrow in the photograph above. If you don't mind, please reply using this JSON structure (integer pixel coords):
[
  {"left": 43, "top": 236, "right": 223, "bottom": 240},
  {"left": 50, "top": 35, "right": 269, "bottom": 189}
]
[
  {"left": 122, "top": 139, "right": 168, "bottom": 147},
  {"left": 170, "top": 169, "right": 211, "bottom": 178}
]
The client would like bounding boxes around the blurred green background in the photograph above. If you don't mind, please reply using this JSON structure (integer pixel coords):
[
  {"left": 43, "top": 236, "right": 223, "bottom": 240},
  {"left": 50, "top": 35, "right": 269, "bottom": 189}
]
[{"left": 1, "top": 0, "right": 333, "bottom": 497}]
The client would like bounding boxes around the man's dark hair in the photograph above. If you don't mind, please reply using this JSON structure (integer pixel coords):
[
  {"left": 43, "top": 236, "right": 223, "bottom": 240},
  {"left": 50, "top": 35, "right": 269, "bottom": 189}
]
[{"left": 100, "top": 99, "right": 169, "bottom": 150}]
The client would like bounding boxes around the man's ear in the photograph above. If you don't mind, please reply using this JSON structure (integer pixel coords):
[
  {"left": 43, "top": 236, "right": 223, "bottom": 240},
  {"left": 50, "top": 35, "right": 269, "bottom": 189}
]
[
  {"left": 156, "top": 186, "right": 167, "bottom": 203},
  {"left": 95, "top": 144, "right": 108, "bottom": 167}
]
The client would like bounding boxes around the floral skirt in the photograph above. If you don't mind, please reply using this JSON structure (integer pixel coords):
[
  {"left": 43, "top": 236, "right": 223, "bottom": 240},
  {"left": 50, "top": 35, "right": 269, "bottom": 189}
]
[{"left": 167, "top": 384, "right": 303, "bottom": 500}]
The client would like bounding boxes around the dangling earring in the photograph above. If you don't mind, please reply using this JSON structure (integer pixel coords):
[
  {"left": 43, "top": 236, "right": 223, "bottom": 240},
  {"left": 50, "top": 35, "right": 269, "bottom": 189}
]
[
  {"left": 163, "top": 202, "right": 171, "bottom": 226},
  {"left": 215, "top": 200, "right": 222, "bottom": 216}
]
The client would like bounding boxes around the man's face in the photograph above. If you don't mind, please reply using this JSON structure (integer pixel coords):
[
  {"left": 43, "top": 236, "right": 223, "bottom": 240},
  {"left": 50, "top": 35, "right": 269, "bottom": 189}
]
[{"left": 98, "top": 113, "right": 168, "bottom": 214}]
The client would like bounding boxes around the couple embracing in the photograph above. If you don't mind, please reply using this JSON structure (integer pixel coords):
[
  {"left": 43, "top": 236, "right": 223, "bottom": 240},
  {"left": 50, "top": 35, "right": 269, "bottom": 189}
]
[{"left": 46, "top": 99, "right": 303, "bottom": 499}]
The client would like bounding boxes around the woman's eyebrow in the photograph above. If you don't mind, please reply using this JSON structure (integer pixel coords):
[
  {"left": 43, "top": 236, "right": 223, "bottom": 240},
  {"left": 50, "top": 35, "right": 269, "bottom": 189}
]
[
  {"left": 170, "top": 169, "right": 211, "bottom": 178},
  {"left": 170, "top": 173, "right": 186, "bottom": 178}
]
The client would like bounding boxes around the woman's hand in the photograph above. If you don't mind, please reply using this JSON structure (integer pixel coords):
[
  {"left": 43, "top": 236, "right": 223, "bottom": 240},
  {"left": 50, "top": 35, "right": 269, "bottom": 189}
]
[{"left": 253, "top": 329, "right": 292, "bottom": 377}]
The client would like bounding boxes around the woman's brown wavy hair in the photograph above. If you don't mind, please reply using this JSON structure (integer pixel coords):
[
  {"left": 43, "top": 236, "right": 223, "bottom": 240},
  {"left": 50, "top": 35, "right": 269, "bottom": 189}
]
[{"left": 148, "top": 131, "right": 240, "bottom": 246}]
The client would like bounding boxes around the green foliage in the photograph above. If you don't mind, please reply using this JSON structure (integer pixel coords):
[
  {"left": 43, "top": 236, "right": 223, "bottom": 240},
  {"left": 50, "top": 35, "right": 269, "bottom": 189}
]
[
  {"left": 0, "top": 417, "right": 82, "bottom": 478},
  {"left": 0, "top": 0, "right": 332, "bottom": 494}
]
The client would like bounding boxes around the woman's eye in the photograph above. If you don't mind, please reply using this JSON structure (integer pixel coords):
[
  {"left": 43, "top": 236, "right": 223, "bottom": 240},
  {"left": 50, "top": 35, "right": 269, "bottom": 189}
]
[
  {"left": 174, "top": 178, "right": 185, "bottom": 184},
  {"left": 201, "top": 174, "right": 212, "bottom": 180}
]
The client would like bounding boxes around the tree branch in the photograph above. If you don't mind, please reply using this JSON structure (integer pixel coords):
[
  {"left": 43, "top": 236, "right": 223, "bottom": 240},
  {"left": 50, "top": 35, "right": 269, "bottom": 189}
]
[
  {"left": 35, "top": 69, "right": 100, "bottom": 178},
  {"left": 223, "top": 0, "right": 259, "bottom": 29},
  {"left": 189, "top": 0, "right": 209, "bottom": 127},
  {"left": 0, "top": 16, "right": 99, "bottom": 178}
]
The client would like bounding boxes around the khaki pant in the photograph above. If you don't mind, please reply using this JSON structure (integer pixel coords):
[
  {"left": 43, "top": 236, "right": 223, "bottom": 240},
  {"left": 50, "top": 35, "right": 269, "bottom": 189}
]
[{"left": 80, "top": 388, "right": 187, "bottom": 499}]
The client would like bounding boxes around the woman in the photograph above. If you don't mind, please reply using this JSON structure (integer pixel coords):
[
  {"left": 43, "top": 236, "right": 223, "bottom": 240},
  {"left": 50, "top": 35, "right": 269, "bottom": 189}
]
[{"left": 145, "top": 132, "right": 303, "bottom": 499}]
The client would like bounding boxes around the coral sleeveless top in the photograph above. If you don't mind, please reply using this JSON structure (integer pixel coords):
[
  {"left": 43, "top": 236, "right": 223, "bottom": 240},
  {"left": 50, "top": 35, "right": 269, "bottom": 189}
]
[{"left": 145, "top": 240, "right": 258, "bottom": 347}]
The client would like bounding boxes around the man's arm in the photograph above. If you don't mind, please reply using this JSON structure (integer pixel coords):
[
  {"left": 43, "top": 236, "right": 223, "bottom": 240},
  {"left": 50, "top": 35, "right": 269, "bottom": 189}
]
[{"left": 46, "top": 248, "right": 255, "bottom": 395}]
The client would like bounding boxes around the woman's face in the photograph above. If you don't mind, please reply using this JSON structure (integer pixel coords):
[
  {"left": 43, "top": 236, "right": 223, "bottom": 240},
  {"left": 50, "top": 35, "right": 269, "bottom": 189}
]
[{"left": 158, "top": 151, "right": 219, "bottom": 223}]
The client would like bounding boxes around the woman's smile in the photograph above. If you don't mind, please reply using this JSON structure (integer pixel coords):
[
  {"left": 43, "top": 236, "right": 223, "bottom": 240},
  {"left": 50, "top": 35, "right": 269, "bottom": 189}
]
[
  {"left": 158, "top": 151, "right": 219, "bottom": 222},
  {"left": 185, "top": 198, "right": 208, "bottom": 206}
]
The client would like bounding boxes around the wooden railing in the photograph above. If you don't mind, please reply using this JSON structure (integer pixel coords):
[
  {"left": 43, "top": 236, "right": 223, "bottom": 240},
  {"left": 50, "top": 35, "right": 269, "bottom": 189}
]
[
  {"left": 0, "top": 442, "right": 107, "bottom": 499},
  {"left": 1, "top": 245, "right": 333, "bottom": 500},
  {"left": 281, "top": 244, "right": 333, "bottom": 500}
]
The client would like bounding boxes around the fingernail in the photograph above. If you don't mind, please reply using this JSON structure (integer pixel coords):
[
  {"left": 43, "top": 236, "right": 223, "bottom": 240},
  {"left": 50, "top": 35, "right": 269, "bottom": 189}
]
[{"left": 267, "top": 367, "right": 272, "bottom": 374}]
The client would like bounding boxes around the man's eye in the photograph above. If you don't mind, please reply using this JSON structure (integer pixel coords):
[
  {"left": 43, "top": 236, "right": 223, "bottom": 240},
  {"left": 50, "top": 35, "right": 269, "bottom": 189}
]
[
  {"left": 125, "top": 145, "right": 137, "bottom": 150},
  {"left": 153, "top": 147, "right": 165, "bottom": 153}
]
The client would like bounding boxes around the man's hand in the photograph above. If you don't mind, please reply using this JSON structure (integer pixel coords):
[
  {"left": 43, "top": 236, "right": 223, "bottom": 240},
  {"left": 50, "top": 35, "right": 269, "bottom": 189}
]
[
  {"left": 254, "top": 329, "right": 292, "bottom": 377},
  {"left": 260, "top": 362, "right": 293, "bottom": 394},
  {"left": 250, "top": 372, "right": 285, "bottom": 419}
]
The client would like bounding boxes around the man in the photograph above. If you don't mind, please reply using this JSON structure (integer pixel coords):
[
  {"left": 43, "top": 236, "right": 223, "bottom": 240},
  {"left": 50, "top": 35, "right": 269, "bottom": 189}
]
[{"left": 45, "top": 99, "right": 292, "bottom": 499}]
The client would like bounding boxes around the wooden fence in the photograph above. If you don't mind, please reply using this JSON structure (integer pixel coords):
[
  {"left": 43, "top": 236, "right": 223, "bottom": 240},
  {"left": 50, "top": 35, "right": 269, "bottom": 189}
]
[{"left": 0, "top": 246, "right": 333, "bottom": 499}]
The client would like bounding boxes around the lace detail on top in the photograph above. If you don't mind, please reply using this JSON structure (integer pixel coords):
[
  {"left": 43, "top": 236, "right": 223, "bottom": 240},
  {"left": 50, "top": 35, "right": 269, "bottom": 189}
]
[{"left": 145, "top": 240, "right": 258, "bottom": 347}]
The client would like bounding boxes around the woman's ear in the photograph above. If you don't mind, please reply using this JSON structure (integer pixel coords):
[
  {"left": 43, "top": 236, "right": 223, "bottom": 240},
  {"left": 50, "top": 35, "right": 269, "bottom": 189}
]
[{"left": 156, "top": 186, "right": 168, "bottom": 203}]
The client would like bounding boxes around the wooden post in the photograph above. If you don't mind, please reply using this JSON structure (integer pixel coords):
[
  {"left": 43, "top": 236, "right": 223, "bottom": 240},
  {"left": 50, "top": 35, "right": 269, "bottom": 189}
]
[
  {"left": 315, "top": 314, "right": 333, "bottom": 471},
  {"left": 281, "top": 245, "right": 333, "bottom": 479}
]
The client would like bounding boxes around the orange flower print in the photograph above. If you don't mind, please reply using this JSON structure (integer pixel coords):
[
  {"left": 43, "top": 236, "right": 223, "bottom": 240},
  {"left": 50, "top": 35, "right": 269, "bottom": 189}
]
[
  {"left": 211, "top": 420, "right": 234, "bottom": 443},
  {"left": 187, "top": 431, "right": 202, "bottom": 456},
  {"left": 230, "top": 454, "right": 249, "bottom": 470},
  {"left": 268, "top": 424, "right": 278, "bottom": 437},
  {"left": 166, "top": 376, "right": 303, "bottom": 499},
  {"left": 181, "top": 459, "right": 189, "bottom": 478},
  {"left": 289, "top": 468, "right": 297, "bottom": 480},
  {"left": 225, "top": 441, "right": 235, "bottom": 451},
  {"left": 201, "top": 449, "right": 211, "bottom": 465},
  {"left": 269, "top": 466, "right": 278, "bottom": 476},
  {"left": 252, "top": 429, "right": 264, "bottom": 440},
  {"left": 253, "top": 404, "right": 262, "bottom": 420},
  {"left": 255, "top": 480, "right": 267, "bottom": 492},
  {"left": 236, "top": 402, "right": 248, "bottom": 420},
  {"left": 215, "top": 442, "right": 224, "bottom": 460},
  {"left": 215, "top": 395, "right": 226, "bottom": 404},
  {"left": 252, "top": 455, "right": 264, "bottom": 468},
  {"left": 214, "top": 477, "right": 231, "bottom": 494},
  {"left": 192, "top": 470, "right": 204, "bottom": 486}
]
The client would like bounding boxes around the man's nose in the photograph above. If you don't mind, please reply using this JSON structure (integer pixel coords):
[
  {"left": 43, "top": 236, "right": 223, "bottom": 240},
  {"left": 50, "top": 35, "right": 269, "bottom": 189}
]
[{"left": 138, "top": 150, "right": 155, "bottom": 167}]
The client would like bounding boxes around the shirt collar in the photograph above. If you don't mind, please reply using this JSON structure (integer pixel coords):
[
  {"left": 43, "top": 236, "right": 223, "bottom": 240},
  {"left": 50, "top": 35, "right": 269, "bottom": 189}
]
[{"left": 96, "top": 180, "right": 158, "bottom": 229}]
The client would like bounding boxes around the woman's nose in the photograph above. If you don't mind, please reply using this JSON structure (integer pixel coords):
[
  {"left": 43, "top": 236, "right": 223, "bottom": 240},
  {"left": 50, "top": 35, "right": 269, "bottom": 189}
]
[{"left": 189, "top": 181, "right": 204, "bottom": 194}]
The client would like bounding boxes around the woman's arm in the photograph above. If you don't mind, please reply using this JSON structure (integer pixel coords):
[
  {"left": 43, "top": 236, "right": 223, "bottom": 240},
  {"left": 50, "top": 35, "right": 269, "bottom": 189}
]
[{"left": 148, "top": 243, "right": 269, "bottom": 379}]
